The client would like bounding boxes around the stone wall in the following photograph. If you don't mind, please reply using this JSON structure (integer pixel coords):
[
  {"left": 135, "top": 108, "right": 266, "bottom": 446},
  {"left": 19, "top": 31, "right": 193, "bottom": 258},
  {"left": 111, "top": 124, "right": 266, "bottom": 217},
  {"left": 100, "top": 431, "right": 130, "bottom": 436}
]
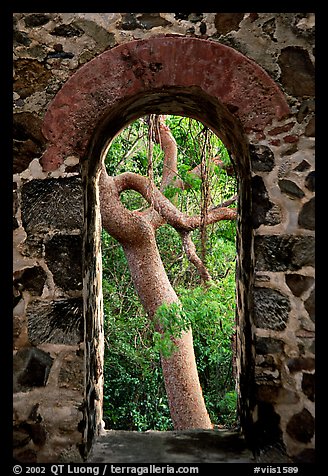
[{"left": 13, "top": 13, "right": 315, "bottom": 463}]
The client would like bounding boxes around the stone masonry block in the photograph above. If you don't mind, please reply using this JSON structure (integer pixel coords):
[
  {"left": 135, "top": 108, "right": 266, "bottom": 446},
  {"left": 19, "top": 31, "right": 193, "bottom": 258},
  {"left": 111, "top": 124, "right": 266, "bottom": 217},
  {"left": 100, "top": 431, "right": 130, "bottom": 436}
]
[
  {"left": 21, "top": 177, "right": 83, "bottom": 234},
  {"left": 45, "top": 234, "right": 83, "bottom": 291},
  {"left": 27, "top": 298, "right": 83, "bottom": 345},
  {"left": 253, "top": 287, "right": 291, "bottom": 331},
  {"left": 254, "top": 235, "right": 314, "bottom": 272},
  {"left": 13, "top": 347, "right": 53, "bottom": 391}
]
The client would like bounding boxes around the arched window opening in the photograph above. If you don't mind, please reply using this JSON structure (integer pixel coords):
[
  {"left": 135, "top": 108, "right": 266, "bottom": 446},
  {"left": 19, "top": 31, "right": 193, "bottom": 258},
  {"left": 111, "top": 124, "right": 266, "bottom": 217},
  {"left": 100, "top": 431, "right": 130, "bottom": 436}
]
[{"left": 100, "top": 114, "right": 238, "bottom": 431}]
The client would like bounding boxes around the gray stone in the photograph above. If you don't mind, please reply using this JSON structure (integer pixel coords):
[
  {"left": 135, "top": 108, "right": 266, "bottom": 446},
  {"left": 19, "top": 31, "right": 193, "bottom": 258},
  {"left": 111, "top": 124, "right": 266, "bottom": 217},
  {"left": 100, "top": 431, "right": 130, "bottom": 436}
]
[
  {"left": 27, "top": 298, "right": 83, "bottom": 345},
  {"left": 253, "top": 287, "right": 291, "bottom": 330},
  {"left": 254, "top": 235, "right": 315, "bottom": 271},
  {"left": 73, "top": 19, "right": 116, "bottom": 49},
  {"left": 87, "top": 429, "right": 254, "bottom": 463}
]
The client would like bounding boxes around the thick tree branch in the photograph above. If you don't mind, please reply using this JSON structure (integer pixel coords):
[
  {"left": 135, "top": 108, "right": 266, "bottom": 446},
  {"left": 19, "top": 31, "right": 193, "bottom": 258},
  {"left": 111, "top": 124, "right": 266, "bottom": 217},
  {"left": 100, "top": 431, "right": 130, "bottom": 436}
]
[
  {"left": 113, "top": 171, "right": 237, "bottom": 232},
  {"left": 180, "top": 231, "right": 212, "bottom": 283}
]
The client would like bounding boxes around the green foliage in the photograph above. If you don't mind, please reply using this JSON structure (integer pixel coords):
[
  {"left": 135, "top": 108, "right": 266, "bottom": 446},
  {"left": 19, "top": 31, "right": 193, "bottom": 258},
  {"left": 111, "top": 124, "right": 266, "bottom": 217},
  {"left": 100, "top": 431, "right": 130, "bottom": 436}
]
[{"left": 101, "top": 115, "right": 238, "bottom": 431}]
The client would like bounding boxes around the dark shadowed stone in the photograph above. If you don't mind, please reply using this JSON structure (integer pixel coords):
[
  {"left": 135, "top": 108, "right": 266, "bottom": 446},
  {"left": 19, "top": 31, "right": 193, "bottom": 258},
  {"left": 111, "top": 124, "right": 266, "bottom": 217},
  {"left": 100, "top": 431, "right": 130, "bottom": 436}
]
[
  {"left": 27, "top": 298, "right": 83, "bottom": 345},
  {"left": 13, "top": 112, "right": 45, "bottom": 144},
  {"left": 253, "top": 287, "right": 291, "bottom": 331},
  {"left": 14, "top": 266, "right": 47, "bottom": 296},
  {"left": 286, "top": 408, "right": 314, "bottom": 443},
  {"left": 20, "top": 235, "right": 44, "bottom": 259},
  {"left": 278, "top": 179, "right": 305, "bottom": 199},
  {"left": 119, "top": 13, "right": 139, "bottom": 30},
  {"left": 254, "top": 401, "right": 282, "bottom": 448},
  {"left": 45, "top": 234, "right": 82, "bottom": 290},
  {"left": 28, "top": 423, "right": 47, "bottom": 446},
  {"left": 13, "top": 134, "right": 45, "bottom": 174},
  {"left": 59, "top": 352, "right": 84, "bottom": 391},
  {"left": 14, "top": 448, "right": 37, "bottom": 463},
  {"left": 254, "top": 235, "right": 315, "bottom": 271},
  {"left": 304, "top": 288, "right": 315, "bottom": 322},
  {"left": 214, "top": 13, "right": 244, "bottom": 35},
  {"left": 256, "top": 355, "right": 276, "bottom": 371},
  {"left": 294, "top": 448, "right": 315, "bottom": 463},
  {"left": 119, "top": 13, "right": 172, "bottom": 31},
  {"left": 302, "top": 373, "right": 315, "bottom": 402},
  {"left": 278, "top": 47, "right": 315, "bottom": 97},
  {"left": 287, "top": 357, "right": 315, "bottom": 373},
  {"left": 251, "top": 176, "right": 280, "bottom": 228},
  {"left": 13, "top": 347, "right": 53, "bottom": 391},
  {"left": 262, "top": 18, "right": 276, "bottom": 40},
  {"left": 256, "top": 385, "right": 299, "bottom": 405},
  {"left": 293, "top": 160, "right": 310, "bottom": 172},
  {"left": 13, "top": 427, "right": 31, "bottom": 448},
  {"left": 249, "top": 144, "right": 275, "bottom": 172},
  {"left": 13, "top": 29, "right": 32, "bottom": 46},
  {"left": 137, "top": 13, "right": 172, "bottom": 29},
  {"left": 21, "top": 177, "right": 83, "bottom": 233},
  {"left": 297, "top": 99, "right": 315, "bottom": 123},
  {"left": 47, "top": 51, "right": 74, "bottom": 60},
  {"left": 255, "top": 337, "right": 284, "bottom": 354},
  {"left": 298, "top": 197, "right": 315, "bottom": 230},
  {"left": 51, "top": 24, "right": 84, "bottom": 37},
  {"left": 24, "top": 13, "right": 51, "bottom": 27},
  {"left": 305, "top": 171, "right": 315, "bottom": 191},
  {"left": 305, "top": 117, "right": 315, "bottom": 136},
  {"left": 285, "top": 274, "right": 314, "bottom": 297}
]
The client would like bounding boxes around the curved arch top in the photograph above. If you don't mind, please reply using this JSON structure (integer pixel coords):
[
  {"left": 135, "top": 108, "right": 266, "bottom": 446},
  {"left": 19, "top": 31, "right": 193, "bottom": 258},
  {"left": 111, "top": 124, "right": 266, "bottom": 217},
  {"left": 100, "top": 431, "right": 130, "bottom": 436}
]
[{"left": 41, "top": 35, "right": 290, "bottom": 171}]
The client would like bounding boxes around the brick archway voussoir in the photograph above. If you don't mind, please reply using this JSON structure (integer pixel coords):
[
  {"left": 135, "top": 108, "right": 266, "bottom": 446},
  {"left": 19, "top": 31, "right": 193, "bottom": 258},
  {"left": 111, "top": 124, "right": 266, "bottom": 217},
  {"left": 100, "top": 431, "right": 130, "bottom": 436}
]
[{"left": 41, "top": 35, "right": 290, "bottom": 171}]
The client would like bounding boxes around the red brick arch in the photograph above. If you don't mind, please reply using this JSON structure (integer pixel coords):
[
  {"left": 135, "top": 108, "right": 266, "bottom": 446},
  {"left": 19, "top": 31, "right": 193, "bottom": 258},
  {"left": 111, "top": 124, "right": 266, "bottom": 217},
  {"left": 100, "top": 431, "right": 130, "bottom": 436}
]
[
  {"left": 39, "top": 35, "right": 292, "bottom": 450},
  {"left": 41, "top": 35, "right": 289, "bottom": 171}
]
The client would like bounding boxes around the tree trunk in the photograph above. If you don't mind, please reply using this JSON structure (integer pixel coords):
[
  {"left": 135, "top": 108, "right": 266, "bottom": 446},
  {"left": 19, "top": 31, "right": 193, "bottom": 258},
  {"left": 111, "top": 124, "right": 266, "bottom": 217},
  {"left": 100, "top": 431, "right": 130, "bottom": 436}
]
[
  {"left": 99, "top": 167, "right": 212, "bottom": 429},
  {"left": 123, "top": 233, "right": 212, "bottom": 430}
]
